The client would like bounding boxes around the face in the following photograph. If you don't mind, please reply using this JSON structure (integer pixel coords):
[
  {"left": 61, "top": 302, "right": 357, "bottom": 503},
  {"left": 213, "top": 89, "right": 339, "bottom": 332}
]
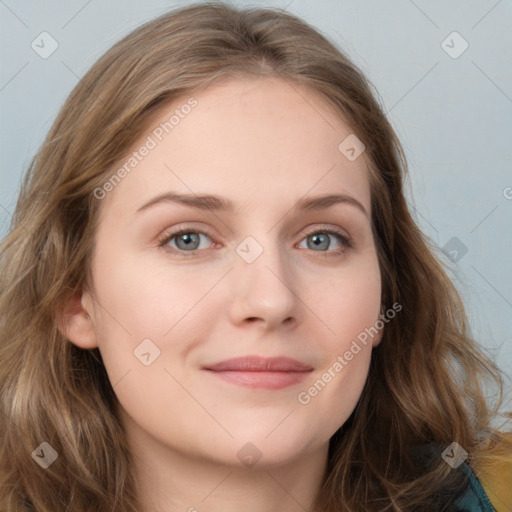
[{"left": 65, "top": 76, "right": 382, "bottom": 468}]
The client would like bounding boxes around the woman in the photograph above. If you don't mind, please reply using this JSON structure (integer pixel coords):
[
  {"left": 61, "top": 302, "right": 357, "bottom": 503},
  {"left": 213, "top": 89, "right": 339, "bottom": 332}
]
[{"left": 0, "top": 2, "right": 510, "bottom": 511}]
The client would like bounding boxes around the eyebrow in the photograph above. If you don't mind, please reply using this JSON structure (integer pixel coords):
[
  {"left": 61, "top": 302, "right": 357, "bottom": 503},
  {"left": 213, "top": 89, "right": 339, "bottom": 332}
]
[{"left": 136, "top": 191, "right": 369, "bottom": 218}]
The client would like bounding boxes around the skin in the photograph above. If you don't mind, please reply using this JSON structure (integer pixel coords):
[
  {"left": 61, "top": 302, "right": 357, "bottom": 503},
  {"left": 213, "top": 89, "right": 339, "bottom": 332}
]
[{"left": 60, "top": 76, "right": 383, "bottom": 512}]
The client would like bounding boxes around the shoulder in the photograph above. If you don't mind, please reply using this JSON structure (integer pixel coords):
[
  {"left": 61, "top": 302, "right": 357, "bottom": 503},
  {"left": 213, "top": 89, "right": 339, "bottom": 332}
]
[
  {"left": 471, "top": 436, "right": 512, "bottom": 512},
  {"left": 455, "top": 432, "right": 512, "bottom": 512},
  {"left": 453, "top": 461, "right": 498, "bottom": 512},
  {"left": 412, "top": 437, "right": 511, "bottom": 512}
]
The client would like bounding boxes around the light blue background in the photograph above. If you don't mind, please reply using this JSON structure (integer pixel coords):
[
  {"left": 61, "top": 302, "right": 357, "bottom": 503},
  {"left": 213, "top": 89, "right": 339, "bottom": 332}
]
[{"left": 1, "top": 0, "right": 511, "bottom": 416}]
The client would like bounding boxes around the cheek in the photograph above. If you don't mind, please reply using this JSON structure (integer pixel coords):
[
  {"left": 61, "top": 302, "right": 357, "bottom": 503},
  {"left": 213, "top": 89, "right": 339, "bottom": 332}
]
[
  {"left": 89, "top": 251, "right": 222, "bottom": 388},
  {"left": 297, "top": 347, "right": 372, "bottom": 448},
  {"left": 316, "top": 256, "right": 382, "bottom": 344},
  {"left": 300, "top": 258, "right": 380, "bottom": 417},
  {"left": 92, "top": 248, "right": 203, "bottom": 336},
  {"left": 297, "top": 287, "right": 380, "bottom": 439}
]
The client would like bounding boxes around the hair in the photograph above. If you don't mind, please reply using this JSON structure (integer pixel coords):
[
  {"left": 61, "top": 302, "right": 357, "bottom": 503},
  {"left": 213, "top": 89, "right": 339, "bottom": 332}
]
[{"left": 1, "top": 2, "right": 510, "bottom": 511}]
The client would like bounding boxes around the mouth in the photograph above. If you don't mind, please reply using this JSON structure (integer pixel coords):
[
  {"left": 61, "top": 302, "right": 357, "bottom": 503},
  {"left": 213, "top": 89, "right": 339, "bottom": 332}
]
[{"left": 202, "top": 356, "right": 313, "bottom": 390}]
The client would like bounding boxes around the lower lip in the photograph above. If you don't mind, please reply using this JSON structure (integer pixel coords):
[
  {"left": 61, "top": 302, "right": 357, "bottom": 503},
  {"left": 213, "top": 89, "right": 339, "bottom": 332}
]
[{"left": 205, "top": 370, "right": 312, "bottom": 389}]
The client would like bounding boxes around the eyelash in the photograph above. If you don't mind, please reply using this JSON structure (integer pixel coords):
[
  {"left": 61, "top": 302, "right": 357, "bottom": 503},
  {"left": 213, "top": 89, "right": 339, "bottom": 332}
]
[{"left": 157, "top": 224, "right": 353, "bottom": 258}]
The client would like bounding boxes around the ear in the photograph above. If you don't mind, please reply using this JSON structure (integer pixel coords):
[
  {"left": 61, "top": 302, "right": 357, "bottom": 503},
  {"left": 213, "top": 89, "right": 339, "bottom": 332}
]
[{"left": 56, "top": 290, "right": 98, "bottom": 349}]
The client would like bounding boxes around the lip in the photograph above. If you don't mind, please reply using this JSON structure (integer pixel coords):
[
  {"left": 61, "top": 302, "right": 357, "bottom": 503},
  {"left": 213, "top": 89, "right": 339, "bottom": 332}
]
[
  {"left": 203, "top": 356, "right": 313, "bottom": 390},
  {"left": 204, "top": 356, "right": 313, "bottom": 372}
]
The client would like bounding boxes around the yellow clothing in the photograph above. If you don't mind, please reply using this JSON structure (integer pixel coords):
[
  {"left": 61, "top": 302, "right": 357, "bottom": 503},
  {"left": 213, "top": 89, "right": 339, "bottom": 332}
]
[
  {"left": 476, "top": 456, "right": 512, "bottom": 512},
  {"left": 474, "top": 433, "right": 512, "bottom": 512}
]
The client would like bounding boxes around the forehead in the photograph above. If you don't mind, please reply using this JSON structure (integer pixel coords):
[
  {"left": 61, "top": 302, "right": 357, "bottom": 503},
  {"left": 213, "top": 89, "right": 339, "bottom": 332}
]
[{"left": 98, "top": 76, "right": 372, "bottom": 220}]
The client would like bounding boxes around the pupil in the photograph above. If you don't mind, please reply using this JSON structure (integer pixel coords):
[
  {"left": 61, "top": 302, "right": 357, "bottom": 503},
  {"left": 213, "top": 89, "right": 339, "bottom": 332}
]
[
  {"left": 311, "top": 233, "right": 328, "bottom": 250},
  {"left": 178, "top": 233, "right": 198, "bottom": 249}
]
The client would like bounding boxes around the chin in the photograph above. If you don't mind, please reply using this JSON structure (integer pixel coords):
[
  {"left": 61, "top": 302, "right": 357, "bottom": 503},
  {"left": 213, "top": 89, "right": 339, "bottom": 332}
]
[{"left": 226, "top": 428, "right": 322, "bottom": 467}]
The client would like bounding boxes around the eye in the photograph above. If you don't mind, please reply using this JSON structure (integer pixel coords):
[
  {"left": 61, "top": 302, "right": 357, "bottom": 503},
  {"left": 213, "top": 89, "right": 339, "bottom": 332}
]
[
  {"left": 297, "top": 226, "right": 352, "bottom": 256},
  {"left": 158, "top": 228, "right": 215, "bottom": 255},
  {"left": 157, "top": 224, "right": 353, "bottom": 257}
]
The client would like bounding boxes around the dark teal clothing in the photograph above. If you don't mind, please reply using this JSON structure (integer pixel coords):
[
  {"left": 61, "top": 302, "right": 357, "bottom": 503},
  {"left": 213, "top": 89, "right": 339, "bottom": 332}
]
[
  {"left": 403, "top": 441, "right": 501, "bottom": 511},
  {"left": 453, "top": 461, "right": 496, "bottom": 511}
]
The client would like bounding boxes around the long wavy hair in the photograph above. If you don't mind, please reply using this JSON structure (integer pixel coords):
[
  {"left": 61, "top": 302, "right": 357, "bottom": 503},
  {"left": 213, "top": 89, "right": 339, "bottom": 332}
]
[{"left": 1, "top": 2, "right": 510, "bottom": 511}]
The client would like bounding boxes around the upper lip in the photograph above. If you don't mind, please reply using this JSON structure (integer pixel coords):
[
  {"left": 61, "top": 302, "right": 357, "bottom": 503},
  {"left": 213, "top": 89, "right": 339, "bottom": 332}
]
[{"left": 203, "top": 356, "right": 313, "bottom": 372}]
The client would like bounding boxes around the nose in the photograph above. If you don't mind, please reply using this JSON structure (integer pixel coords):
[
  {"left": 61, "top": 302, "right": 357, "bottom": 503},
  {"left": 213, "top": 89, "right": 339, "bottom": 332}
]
[{"left": 229, "top": 239, "right": 299, "bottom": 332}]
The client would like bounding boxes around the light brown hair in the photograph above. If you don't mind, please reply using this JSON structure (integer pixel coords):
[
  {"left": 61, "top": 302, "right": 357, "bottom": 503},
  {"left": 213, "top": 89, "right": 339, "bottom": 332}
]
[{"left": 1, "top": 2, "right": 510, "bottom": 511}]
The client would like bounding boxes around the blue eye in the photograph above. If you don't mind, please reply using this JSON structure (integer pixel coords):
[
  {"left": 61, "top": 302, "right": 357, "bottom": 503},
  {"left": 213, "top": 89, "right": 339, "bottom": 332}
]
[
  {"left": 159, "top": 230, "right": 213, "bottom": 253},
  {"left": 158, "top": 226, "right": 352, "bottom": 257},
  {"left": 298, "top": 228, "right": 352, "bottom": 254}
]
